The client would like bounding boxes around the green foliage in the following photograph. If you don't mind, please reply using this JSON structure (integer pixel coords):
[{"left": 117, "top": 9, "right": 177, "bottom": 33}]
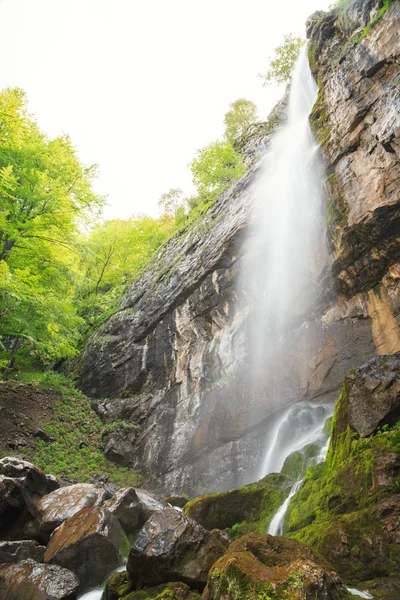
[
  {"left": 190, "top": 141, "right": 246, "bottom": 205},
  {"left": 0, "top": 87, "right": 103, "bottom": 370},
  {"left": 223, "top": 99, "right": 259, "bottom": 145},
  {"left": 262, "top": 35, "right": 305, "bottom": 86},
  {"left": 77, "top": 215, "right": 176, "bottom": 328},
  {"left": 157, "top": 188, "right": 187, "bottom": 217},
  {"left": 5, "top": 371, "right": 142, "bottom": 486}
]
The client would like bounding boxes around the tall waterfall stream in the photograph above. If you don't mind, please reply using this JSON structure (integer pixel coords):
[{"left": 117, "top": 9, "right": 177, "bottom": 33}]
[{"left": 78, "top": 48, "right": 369, "bottom": 600}]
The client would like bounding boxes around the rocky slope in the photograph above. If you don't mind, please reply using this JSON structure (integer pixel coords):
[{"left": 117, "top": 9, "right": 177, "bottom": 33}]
[{"left": 78, "top": 0, "right": 400, "bottom": 497}]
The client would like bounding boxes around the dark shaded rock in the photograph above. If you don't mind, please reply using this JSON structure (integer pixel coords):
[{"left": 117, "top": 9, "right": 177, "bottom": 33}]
[
  {"left": 104, "top": 426, "right": 138, "bottom": 467},
  {"left": 202, "top": 533, "right": 347, "bottom": 600},
  {"left": 0, "top": 559, "right": 79, "bottom": 600},
  {"left": 44, "top": 506, "right": 129, "bottom": 591},
  {"left": 0, "top": 457, "right": 59, "bottom": 541},
  {"left": 103, "top": 487, "right": 140, "bottom": 535},
  {"left": 36, "top": 483, "right": 106, "bottom": 536},
  {"left": 126, "top": 508, "right": 225, "bottom": 589},
  {"left": 0, "top": 539, "right": 46, "bottom": 563},
  {"left": 183, "top": 473, "right": 292, "bottom": 533},
  {"left": 332, "top": 353, "right": 400, "bottom": 438},
  {"left": 165, "top": 494, "right": 189, "bottom": 508},
  {"left": 0, "top": 456, "right": 59, "bottom": 513}
]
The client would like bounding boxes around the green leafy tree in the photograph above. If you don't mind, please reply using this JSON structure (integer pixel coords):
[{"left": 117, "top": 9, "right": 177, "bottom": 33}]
[
  {"left": 77, "top": 215, "right": 176, "bottom": 326},
  {"left": 263, "top": 34, "right": 305, "bottom": 86},
  {"left": 190, "top": 141, "right": 246, "bottom": 205},
  {"left": 224, "top": 99, "right": 259, "bottom": 144},
  {"left": 0, "top": 87, "right": 103, "bottom": 371}
]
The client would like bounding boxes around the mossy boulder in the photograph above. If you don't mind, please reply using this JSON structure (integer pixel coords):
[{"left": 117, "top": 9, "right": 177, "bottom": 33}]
[
  {"left": 183, "top": 473, "right": 292, "bottom": 537},
  {"left": 281, "top": 441, "right": 323, "bottom": 481},
  {"left": 102, "top": 570, "right": 201, "bottom": 600},
  {"left": 202, "top": 533, "right": 347, "bottom": 600}
]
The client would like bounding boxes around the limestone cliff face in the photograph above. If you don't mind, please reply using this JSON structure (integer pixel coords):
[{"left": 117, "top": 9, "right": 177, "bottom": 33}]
[{"left": 78, "top": 0, "right": 400, "bottom": 497}]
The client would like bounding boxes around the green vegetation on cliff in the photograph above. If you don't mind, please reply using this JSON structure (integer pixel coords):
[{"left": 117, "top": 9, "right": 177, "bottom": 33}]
[{"left": 284, "top": 385, "right": 400, "bottom": 584}]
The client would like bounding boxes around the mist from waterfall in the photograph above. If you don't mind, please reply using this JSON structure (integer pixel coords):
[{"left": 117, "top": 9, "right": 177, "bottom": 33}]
[{"left": 237, "top": 46, "right": 327, "bottom": 458}]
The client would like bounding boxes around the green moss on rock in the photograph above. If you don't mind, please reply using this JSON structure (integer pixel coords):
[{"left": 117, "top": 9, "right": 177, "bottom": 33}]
[
  {"left": 183, "top": 473, "right": 293, "bottom": 538},
  {"left": 284, "top": 382, "right": 400, "bottom": 584},
  {"left": 102, "top": 572, "right": 201, "bottom": 600}
]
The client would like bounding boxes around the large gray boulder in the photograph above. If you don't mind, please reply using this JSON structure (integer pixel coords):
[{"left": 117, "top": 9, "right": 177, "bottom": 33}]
[
  {"left": 127, "top": 508, "right": 225, "bottom": 589},
  {"left": 44, "top": 506, "right": 128, "bottom": 591},
  {"left": 0, "top": 559, "right": 79, "bottom": 600},
  {"left": 37, "top": 483, "right": 106, "bottom": 535}
]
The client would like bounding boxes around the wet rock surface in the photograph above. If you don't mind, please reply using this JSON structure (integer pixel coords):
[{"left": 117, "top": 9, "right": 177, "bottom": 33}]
[
  {"left": 37, "top": 483, "right": 106, "bottom": 536},
  {"left": 0, "top": 559, "right": 79, "bottom": 600},
  {"left": 44, "top": 506, "right": 128, "bottom": 591},
  {"left": 127, "top": 508, "right": 225, "bottom": 589}
]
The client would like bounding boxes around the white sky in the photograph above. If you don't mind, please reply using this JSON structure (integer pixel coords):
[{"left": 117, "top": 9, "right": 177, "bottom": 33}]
[{"left": 0, "top": 0, "right": 332, "bottom": 220}]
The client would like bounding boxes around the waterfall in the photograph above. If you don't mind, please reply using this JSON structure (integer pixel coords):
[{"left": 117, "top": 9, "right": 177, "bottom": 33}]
[
  {"left": 239, "top": 45, "right": 326, "bottom": 434},
  {"left": 267, "top": 421, "right": 331, "bottom": 536}
]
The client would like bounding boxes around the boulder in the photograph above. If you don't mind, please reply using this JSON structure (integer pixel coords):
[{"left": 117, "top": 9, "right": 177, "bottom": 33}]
[
  {"left": 202, "top": 533, "right": 347, "bottom": 600},
  {"left": 103, "top": 487, "right": 140, "bottom": 535},
  {"left": 0, "top": 456, "right": 59, "bottom": 515},
  {"left": 0, "top": 559, "right": 79, "bottom": 600},
  {"left": 127, "top": 508, "right": 225, "bottom": 589},
  {"left": 333, "top": 353, "right": 400, "bottom": 438},
  {"left": 183, "top": 473, "right": 292, "bottom": 534},
  {"left": 136, "top": 488, "right": 169, "bottom": 524},
  {"left": 0, "top": 457, "right": 59, "bottom": 540},
  {"left": 37, "top": 483, "right": 106, "bottom": 535},
  {"left": 209, "top": 529, "right": 231, "bottom": 548},
  {"left": 0, "top": 539, "right": 46, "bottom": 563},
  {"left": 44, "top": 506, "right": 129, "bottom": 591}
]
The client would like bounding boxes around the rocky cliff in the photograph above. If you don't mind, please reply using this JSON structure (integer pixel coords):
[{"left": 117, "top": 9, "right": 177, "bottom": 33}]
[{"left": 78, "top": 0, "right": 400, "bottom": 497}]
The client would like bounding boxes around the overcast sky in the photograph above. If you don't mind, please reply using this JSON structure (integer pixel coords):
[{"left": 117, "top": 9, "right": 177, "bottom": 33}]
[{"left": 0, "top": 0, "right": 332, "bottom": 220}]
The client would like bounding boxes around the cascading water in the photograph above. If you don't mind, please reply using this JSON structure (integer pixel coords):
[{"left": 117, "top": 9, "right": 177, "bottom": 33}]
[{"left": 267, "top": 418, "right": 331, "bottom": 536}]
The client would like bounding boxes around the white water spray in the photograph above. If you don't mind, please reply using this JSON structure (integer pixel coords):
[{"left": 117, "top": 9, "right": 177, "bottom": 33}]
[{"left": 239, "top": 46, "right": 326, "bottom": 434}]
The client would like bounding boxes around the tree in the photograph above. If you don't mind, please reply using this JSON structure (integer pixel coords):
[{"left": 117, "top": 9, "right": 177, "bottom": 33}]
[
  {"left": 190, "top": 141, "right": 246, "bottom": 205},
  {"left": 224, "top": 99, "right": 259, "bottom": 144},
  {"left": 0, "top": 87, "right": 103, "bottom": 370},
  {"left": 262, "top": 35, "right": 305, "bottom": 86},
  {"left": 77, "top": 215, "right": 176, "bottom": 326},
  {"left": 157, "top": 188, "right": 186, "bottom": 216}
]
